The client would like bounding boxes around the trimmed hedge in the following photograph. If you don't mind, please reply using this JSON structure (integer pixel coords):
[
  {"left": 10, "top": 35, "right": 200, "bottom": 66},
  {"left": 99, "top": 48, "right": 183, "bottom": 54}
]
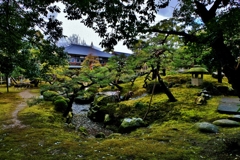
[{"left": 54, "top": 99, "right": 68, "bottom": 113}]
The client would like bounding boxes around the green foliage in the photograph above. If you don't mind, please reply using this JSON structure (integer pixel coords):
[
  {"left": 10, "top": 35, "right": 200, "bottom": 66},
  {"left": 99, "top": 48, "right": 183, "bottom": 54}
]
[
  {"left": 43, "top": 90, "right": 59, "bottom": 101},
  {"left": 54, "top": 99, "right": 68, "bottom": 113},
  {"left": 0, "top": 74, "right": 239, "bottom": 159},
  {"left": 81, "top": 54, "right": 101, "bottom": 69},
  {"left": 27, "top": 97, "right": 44, "bottom": 107},
  {"left": 78, "top": 126, "right": 88, "bottom": 136},
  {"left": 0, "top": 2, "right": 68, "bottom": 92}
]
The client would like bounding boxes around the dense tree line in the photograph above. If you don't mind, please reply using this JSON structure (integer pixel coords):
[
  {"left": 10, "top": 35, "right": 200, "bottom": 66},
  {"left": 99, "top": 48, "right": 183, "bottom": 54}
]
[{"left": 1, "top": 0, "right": 240, "bottom": 98}]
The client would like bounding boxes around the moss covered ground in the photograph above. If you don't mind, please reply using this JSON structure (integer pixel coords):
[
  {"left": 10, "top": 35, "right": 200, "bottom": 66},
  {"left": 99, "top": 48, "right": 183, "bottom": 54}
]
[{"left": 0, "top": 74, "right": 240, "bottom": 160}]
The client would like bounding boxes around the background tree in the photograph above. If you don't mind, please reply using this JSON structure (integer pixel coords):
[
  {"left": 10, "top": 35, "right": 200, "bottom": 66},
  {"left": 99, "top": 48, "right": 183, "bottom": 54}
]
[
  {"left": 106, "top": 54, "right": 137, "bottom": 90},
  {"left": 62, "top": 0, "right": 240, "bottom": 98},
  {"left": 67, "top": 34, "right": 87, "bottom": 45},
  {"left": 0, "top": 0, "right": 67, "bottom": 91},
  {"left": 42, "top": 63, "right": 111, "bottom": 118},
  {"left": 81, "top": 54, "right": 102, "bottom": 70},
  {"left": 132, "top": 34, "right": 177, "bottom": 102}
]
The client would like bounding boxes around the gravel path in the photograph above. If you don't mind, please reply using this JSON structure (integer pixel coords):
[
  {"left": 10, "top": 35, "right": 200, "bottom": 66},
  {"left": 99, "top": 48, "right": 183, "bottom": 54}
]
[
  {"left": 2, "top": 89, "right": 36, "bottom": 129},
  {"left": 72, "top": 103, "right": 113, "bottom": 136}
]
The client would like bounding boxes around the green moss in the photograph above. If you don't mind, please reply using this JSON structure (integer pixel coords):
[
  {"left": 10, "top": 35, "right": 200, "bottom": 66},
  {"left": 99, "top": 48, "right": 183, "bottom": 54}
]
[{"left": 0, "top": 74, "right": 239, "bottom": 159}]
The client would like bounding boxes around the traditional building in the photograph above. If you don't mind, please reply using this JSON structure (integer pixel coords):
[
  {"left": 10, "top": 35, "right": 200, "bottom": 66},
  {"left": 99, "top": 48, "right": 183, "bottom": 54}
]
[{"left": 64, "top": 43, "right": 113, "bottom": 69}]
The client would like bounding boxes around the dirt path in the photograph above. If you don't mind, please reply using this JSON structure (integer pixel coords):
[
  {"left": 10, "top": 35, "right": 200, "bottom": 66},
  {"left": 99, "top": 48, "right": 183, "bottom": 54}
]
[{"left": 2, "top": 89, "right": 36, "bottom": 129}]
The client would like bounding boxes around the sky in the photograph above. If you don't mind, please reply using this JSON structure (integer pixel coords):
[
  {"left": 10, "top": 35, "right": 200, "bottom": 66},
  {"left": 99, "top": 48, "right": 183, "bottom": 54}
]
[{"left": 54, "top": 1, "right": 176, "bottom": 53}]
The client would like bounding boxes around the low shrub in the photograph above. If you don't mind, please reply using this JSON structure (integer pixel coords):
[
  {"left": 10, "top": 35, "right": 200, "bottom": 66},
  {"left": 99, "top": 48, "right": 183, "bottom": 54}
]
[
  {"left": 54, "top": 99, "right": 68, "bottom": 113},
  {"left": 43, "top": 90, "right": 59, "bottom": 101}
]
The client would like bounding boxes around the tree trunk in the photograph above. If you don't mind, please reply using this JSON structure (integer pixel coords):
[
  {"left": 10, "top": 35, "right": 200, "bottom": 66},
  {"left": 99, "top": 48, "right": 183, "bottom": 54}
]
[
  {"left": 211, "top": 34, "right": 240, "bottom": 98},
  {"left": 111, "top": 82, "right": 123, "bottom": 91},
  {"left": 5, "top": 74, "right": 9, "bottom": 93},
  {"left": 63, "top": 94, "right": 75, "bottom": 117},
  {"left": 195, "top": 1, "right": 240, "bottom": 98},
  {"left": 217, "top": 67, "right": 222, "bottom": 83},
  {"left": 157, "top": 72, "right": 177, "bottom": 102}
]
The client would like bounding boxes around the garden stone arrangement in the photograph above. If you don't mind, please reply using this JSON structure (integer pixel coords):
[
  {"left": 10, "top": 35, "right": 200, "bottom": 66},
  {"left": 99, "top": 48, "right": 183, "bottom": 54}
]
[
  {"left": 195, "top": 97, "right": 240, "bottom": 133},
  {"left": 71, "top": 103, "right": 113, "bottom": 137}
]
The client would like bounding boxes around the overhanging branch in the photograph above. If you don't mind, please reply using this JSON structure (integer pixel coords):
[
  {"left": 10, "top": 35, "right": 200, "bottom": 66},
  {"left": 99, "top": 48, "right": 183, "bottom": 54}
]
[{"left": 143, "top": 28, "right": 198, "bottom": 42}]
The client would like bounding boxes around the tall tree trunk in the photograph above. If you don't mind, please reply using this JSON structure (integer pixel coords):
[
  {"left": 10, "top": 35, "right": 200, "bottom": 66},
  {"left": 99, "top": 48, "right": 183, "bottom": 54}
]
[
  {"left": 217, "top": 66, "right": 222, "bottom": 83},
  {"left": 157, "top": 72, "right": 177, "bottom": 102},
  {"left": 211, "top": 34, "right": 240, "bottom": 98},
  {"left": 195, "top": 1, "right": 240, "bottom": 98},
  {"left": 63, "top": 94, "right": 75, "bottom": 117}
]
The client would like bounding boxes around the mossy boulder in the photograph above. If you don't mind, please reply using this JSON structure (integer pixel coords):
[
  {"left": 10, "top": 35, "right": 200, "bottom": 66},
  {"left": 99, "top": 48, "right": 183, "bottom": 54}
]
[
  {"left": 119, "top": 117, "right": 145, "bottom": 133},
  {"left": 88, "top": 94, "right": 120, "bottom": 122},
  {"left": 43, "top": 90, "right": 59, "bottom": 101}
]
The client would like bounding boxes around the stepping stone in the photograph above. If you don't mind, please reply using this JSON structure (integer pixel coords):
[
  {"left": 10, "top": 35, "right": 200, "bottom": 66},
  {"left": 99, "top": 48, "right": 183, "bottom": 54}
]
[
  {"left": 217, "top": 97, "right": 240, "bottom": 114},
  {"left": 194, "top": 122, "right": 219, "bottom": 133},
  {"left": 213, "top": 119, "right": 240, "bottom": 127},
  {"left": 228, "top": 115, "right": 240, "bottom": 122}
]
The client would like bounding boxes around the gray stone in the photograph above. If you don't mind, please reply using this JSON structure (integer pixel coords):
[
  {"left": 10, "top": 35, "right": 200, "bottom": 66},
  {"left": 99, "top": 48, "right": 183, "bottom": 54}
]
[
  {"left": 217, "top": 97, "right": 240, "bottom": 114},
  {"left": 228, "top": 115, "right": 240, "bottom": 122},
  {"left": 194, "top": 122, "right": 219, "bottom": 133},
  {"left": 212, "top": 119, "right": 240, "bottom": 127}
]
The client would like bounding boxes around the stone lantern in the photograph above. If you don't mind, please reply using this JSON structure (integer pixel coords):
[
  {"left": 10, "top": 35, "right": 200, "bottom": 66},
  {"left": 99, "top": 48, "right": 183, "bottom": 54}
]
[{"left": 187, "top": 65, "right": 208, "bottom": 86}]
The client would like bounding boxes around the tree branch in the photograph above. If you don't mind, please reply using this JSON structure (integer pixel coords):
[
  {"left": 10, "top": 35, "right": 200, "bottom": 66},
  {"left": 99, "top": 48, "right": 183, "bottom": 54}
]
[{"left": 143, "top": 28, "right": 198, "bottom": 42}]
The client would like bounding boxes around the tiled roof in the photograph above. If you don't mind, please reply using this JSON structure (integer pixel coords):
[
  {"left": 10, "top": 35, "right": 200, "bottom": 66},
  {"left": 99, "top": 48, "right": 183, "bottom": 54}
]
[
  {"left": 64, "top": 44, "right": 113, "bottom": 58},
  {"left": 112, "top": 51, "right": 132, "bottom": 57}
]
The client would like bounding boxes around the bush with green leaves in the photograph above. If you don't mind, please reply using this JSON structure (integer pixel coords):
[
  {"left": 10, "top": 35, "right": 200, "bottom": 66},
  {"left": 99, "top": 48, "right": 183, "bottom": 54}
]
[
  {"left": 54, "top": 95, "right": 70, "bottom": 103},
  {"left": 43, "top": 90, "right": 59, "bottom": 101},
  {"left": 54, "top": 99, "right": 68, "bottom": 113}
]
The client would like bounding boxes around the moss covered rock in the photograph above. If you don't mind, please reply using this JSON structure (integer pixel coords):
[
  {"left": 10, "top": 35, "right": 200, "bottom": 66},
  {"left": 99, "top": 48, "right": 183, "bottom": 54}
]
[{"left": 119, "top": 117, "right": 145, "bottom": 133}]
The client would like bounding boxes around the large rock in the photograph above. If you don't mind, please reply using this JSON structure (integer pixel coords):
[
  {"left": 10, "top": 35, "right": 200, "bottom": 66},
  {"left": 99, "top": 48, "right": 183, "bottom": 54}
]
[
  {"left": 217, "top": 97, "right": 240, "bottom": 114},
  {"left": 119, "top": 118, "right": 145, "bottom": 133},
  {"left": 87, "top": 94, "right": 119, "bottom": 122},
  {"left": 194, "top": 122, "right": 219, "bottom": 133},
  {"left": 213, "top": 119, "right": 240, "bottom": 127}
]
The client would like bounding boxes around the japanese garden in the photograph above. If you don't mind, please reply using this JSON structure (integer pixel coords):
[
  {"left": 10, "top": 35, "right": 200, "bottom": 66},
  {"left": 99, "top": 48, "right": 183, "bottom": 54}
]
[{"left": 1, "top": 0, "right": 240, "bottom": 159}]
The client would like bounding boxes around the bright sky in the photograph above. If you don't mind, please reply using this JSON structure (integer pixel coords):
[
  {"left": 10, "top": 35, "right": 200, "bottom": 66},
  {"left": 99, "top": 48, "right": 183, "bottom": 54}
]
[{"left": 55, "top": 2, "right": 168, "bottom": 54}]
